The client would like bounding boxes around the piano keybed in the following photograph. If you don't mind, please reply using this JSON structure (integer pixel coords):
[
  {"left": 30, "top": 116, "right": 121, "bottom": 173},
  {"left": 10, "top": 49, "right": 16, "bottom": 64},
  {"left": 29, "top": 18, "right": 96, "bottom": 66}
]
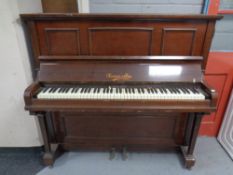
[{"left": 36, "top": 84, "right": 208, "bottom": 100}]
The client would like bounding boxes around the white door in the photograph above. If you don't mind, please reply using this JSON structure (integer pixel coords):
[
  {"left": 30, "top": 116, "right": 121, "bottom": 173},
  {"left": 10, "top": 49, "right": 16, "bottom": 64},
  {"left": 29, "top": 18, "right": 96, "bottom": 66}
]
[{"left": 218, "top": 89, "right": 233, "bottom": 160}]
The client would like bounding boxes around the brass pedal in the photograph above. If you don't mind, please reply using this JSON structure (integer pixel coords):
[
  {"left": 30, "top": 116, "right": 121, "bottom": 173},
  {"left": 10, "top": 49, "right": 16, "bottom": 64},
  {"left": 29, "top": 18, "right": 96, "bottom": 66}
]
[
  {"left": 109, "top": 147, "right": 116, "bottom": 160},
  {"left": 122, "top": 147, "right": 128, "bottom": 160}
]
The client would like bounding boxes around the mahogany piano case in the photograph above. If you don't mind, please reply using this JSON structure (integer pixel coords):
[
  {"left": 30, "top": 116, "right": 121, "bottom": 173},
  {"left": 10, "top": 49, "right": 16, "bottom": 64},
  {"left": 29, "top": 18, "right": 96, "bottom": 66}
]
[{"left": 21, "top": 14, "right": 221, "bottom": 169}]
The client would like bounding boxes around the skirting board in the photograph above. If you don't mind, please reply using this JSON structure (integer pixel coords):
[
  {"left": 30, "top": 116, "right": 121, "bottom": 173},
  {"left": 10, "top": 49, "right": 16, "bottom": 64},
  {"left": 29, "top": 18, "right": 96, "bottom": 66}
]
[{"left": 218, "top": 89, "right": 233, "bottom": 160}]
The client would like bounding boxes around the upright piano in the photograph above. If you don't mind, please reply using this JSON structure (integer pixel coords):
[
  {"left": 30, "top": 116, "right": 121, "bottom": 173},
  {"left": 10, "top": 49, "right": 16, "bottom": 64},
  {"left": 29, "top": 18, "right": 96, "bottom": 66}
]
[{"left": 21, "top": 14, "right": 221, "bottom": 169}]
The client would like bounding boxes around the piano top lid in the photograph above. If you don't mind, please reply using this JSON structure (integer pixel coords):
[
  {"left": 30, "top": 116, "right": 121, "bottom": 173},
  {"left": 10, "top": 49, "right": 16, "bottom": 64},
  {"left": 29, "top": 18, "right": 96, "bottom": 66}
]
[
  {"left": 38, "top": 56, "right": 204, "bottom": 83},
  {"left": 20, "top": 13, "right": 223, "bottom": 21}
]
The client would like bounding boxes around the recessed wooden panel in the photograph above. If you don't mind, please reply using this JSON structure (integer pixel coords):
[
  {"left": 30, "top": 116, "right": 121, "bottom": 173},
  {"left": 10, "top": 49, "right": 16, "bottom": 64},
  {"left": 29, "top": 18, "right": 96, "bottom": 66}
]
[
  {"left": 88, "top": 27, "right": 153, "bottom": 55},
  {"left": 52, "top": 112, "right": 185, "bottom": 146},
  {"left": 45, "top": 28, "right": 80, "bottom": 55},
  {"left": 161, "top": 28, "right": 197, "bottom": 55},
  {"left": 63, "top": 115, "right": 175, "bottom": 138}
]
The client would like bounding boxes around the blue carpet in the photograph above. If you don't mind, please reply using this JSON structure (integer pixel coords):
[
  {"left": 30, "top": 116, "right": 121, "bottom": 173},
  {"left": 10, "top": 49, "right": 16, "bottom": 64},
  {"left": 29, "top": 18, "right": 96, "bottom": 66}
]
[
  {"left": 37, "top": 137, "right": 233, "bottom": 175},
  {"left": 0, "top": 147, "right": 44, "bottom": 175}
]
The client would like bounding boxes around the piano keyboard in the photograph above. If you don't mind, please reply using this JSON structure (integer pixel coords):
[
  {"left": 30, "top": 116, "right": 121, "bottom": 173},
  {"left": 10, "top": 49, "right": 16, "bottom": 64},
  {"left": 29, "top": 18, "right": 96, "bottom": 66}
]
[{"left": 37, "top": 86, "right": 206, "bottom": 100}]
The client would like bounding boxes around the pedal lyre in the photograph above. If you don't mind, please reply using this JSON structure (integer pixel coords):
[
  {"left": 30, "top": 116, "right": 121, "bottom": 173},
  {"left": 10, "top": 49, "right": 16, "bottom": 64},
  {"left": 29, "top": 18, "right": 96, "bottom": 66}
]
[
  {"left": 122, "top": 147, "right": 128, "bottom": 160},
  {"left": 109, "top": 147, "right": 116, "bottom": 160}
]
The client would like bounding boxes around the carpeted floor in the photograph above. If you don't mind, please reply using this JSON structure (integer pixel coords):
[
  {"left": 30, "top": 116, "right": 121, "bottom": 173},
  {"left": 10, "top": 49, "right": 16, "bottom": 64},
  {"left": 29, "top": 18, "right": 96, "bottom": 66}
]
[
  {"left": 37, "top": 137, "right": 233, "bottom": 175},
  {"left": 0, "top": 147, "right": 44, "bottom": 175},
  {"left": 0, "top": 137, "right": 232, "bottom": 175}
]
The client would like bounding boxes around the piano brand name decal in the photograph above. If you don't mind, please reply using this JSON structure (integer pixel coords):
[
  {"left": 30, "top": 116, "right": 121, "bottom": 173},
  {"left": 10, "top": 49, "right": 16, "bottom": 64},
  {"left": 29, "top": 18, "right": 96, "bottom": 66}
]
[{"left": 106, "top": 73, "right": 132, "bottom": 81}]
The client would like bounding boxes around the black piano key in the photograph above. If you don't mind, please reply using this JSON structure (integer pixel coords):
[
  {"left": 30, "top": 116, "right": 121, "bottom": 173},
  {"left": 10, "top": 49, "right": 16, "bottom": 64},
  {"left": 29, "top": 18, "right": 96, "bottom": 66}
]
[
  {"left": 132, "top": 88, "right": 135, "bottom": 93},
  {"left": 52, "top": 88, "right": 57, "bottom": 93},
  {"left": 189, "top": 88, "right": 196, "bottom": 94},
  {"left": 160, "top": 88, "right": 164, "bottom": 93},
  {"left": 137, "top": 88, "right": 141, "bottom": 94},
  {"left": 75, "top": 88, "right": 80, "bottom": 93},
  {"left": 120, "top": 88, "right": 122, "bottom": 93},
  {"left": 42, "top": 88, "right": 48, "bottom": 93},
  {"left": 175, "top": 88, "right": 180, "bottom": 94},
  {"left": 169, "top": 88, "right": 174, "bottom": 93},
  {"left": 162, "top": 88, "right": 167, "bottom": 93},
  {"left": 94, "top": 88, "right": 98, "bottom": 93},
  {"left": 93, "top": 88, "right": 97, "bottom": 93},
  {"left": 184, "top": 88, "right": 190, "bottom": 94},
  {"left": 179, "top": 88, "right": 185, "bottom": 94},
  {"left": 168, "top": 88, "right": 174, "bottom": 94},
  {"left": 49, "top": 88, "right": 54, "bottom": 93},
  {"left": 130, "top": 88, "right": 133, "bottom": 93},
  {"left": 141, "top": 88, "right": 145, "bottom": 93},
  {"left": 61, "top": 88, "right": 65, "bottom": 93},
  {"left": 159, "top": 88, "right": 163, "bottom": 94},
  {"left": 58, "top": 88, "right": 63, "bottom": 93},
  {"left": 110, "top": 88, "right": 113, "bottom": 93},
  {"left": 192, "top": 88, "right": 199, "bottom": 94},
  {"left": 73, "top": 88, "right": 77, "bottom": 93},
  {"left": 65, "top": 88, "right": 70, "bottom": 93},
  {"left": 80, "top": 88, "right": 85, "bottom": 93},
  {"left": 53, "top": 88, "right": 58, "bottom": 92},
  {"left": 173, "top": 88, "right": 178, "bottom": 94},
  {"left": 193, "top": 88, "right": 199, "bottom": 94},
  {"left": 83, "top": 88, "right": 87, "bottom": 93},
  {"left": 149, "top": 88, "right": 153, "bottom": 94},
  {"left": 171, "top": 88, "right": 177, "bottom": 94},
  {"left": 153, "top": 88, "right": 157, "bottom": 94}
]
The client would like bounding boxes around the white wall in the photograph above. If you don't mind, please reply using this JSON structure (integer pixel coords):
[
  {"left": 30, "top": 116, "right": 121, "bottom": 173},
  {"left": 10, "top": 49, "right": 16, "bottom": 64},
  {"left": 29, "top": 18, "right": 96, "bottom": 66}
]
[
  {"left": 0, "top": 0, "right": 90, "bottom": 147},
  {"left": 0, "top": 0, "right": 42, "bottom": 147}
]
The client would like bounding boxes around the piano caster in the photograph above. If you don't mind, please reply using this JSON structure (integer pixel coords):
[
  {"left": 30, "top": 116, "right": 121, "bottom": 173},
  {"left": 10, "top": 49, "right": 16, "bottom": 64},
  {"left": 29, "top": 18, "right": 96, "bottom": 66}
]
[
  {"left": 180, "top": 146, "right": 196, "bottom": 170},
  {"left": 121, "top": 147, "right": 128, "bottom": 160},
  {"left": 43, "top": 152, "right": 55, "bottom": 166},
  {"left": 109, "top": 147, "right": 116, "bottom": 160}
]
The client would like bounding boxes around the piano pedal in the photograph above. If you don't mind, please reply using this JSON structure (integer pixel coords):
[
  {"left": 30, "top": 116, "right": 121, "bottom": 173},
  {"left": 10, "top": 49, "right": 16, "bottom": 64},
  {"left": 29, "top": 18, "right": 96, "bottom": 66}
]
[
  {"left": 109, "top": 147, "right": 116, "bottom": 160},
  {"left": 121, "top": 147, "right": 128, "bottom": 160}
]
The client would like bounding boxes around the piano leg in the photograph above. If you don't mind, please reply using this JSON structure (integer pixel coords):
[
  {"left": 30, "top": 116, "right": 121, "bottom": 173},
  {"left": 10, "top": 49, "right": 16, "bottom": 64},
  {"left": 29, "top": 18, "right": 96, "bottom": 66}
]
[
  {"left": 181, "top": 113, "right": 203, "bottom": 169},
  {"left": 37, "top": 113, "right": 62, "bottom": 166}
]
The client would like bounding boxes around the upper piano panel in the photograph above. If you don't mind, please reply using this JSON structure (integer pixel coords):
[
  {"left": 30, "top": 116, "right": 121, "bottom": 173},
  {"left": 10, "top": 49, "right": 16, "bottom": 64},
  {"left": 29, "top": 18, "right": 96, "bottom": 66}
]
[{"left": 20, "top": 14, "right": 222, "bottom": 71}]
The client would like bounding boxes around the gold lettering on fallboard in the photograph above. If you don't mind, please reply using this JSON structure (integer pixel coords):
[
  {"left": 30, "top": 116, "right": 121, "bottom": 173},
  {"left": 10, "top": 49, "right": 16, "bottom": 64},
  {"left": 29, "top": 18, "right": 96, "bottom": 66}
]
[{"left": 106, "top": 73, "right": 133, "bottom": 81}]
